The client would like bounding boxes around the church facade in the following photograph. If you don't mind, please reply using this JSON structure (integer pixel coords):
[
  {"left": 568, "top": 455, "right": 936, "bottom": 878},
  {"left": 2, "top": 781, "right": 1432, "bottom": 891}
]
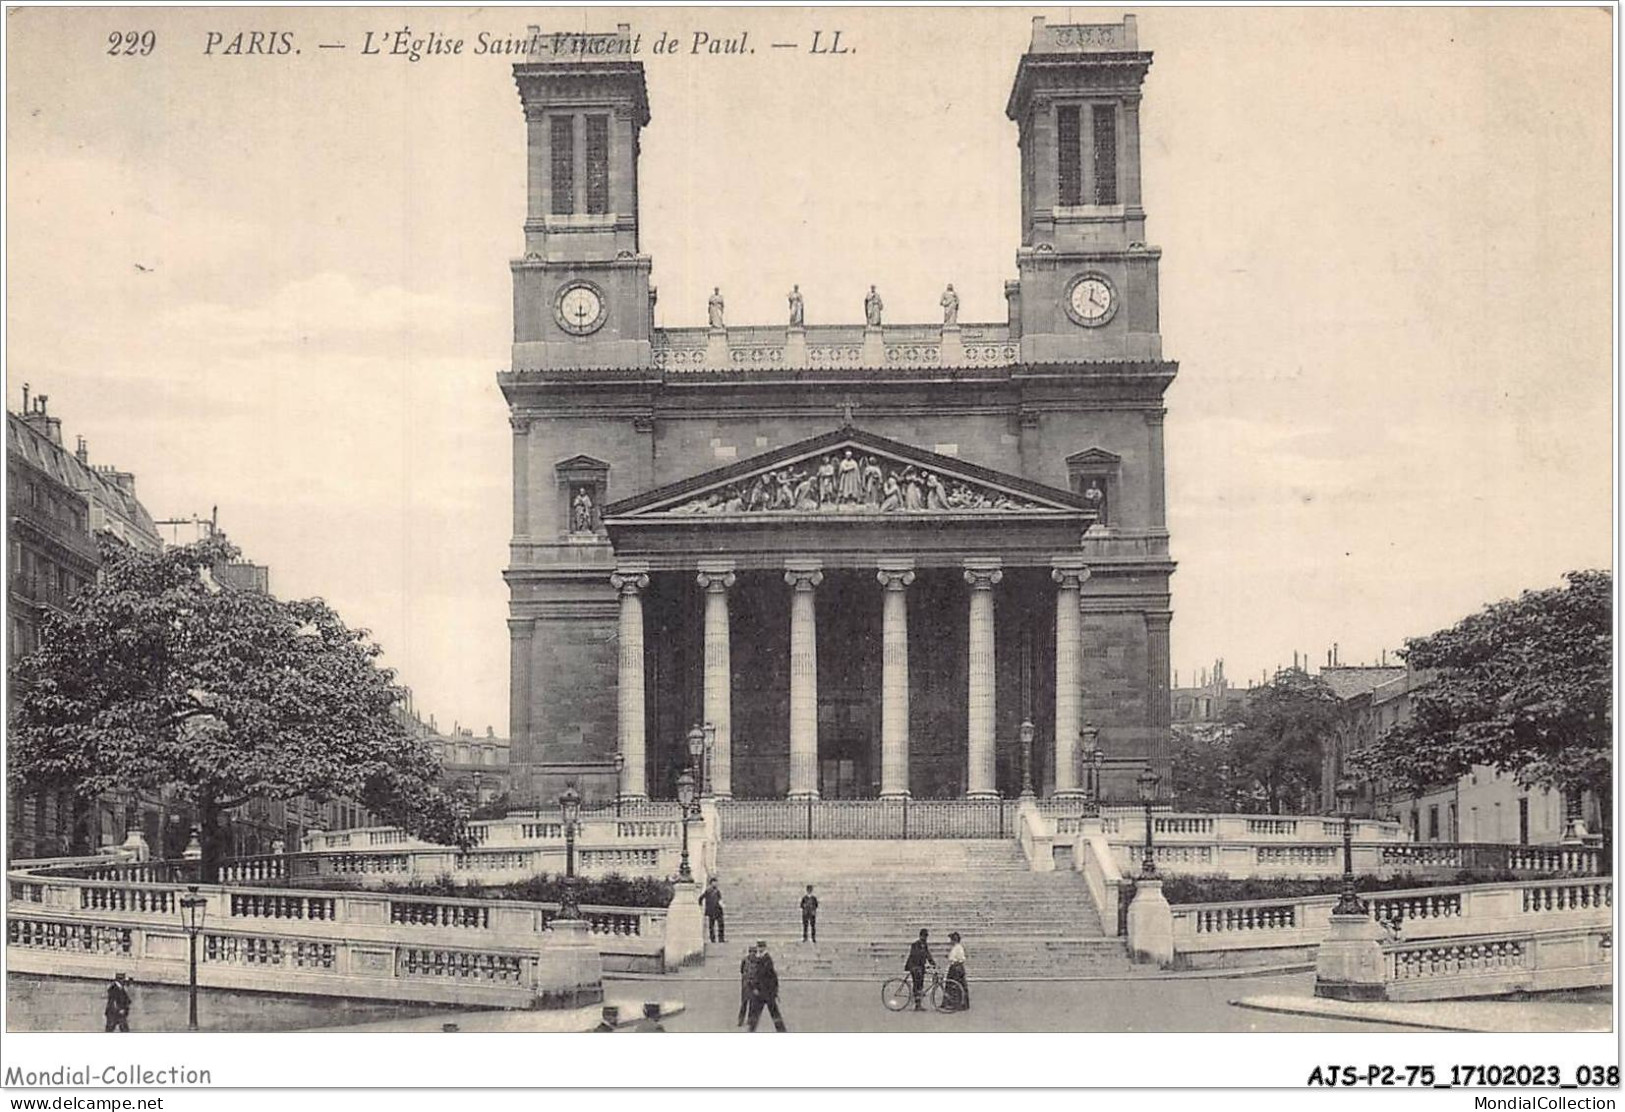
[{"left": 500, "top": 16, "right": 1177, "bottom": 807}]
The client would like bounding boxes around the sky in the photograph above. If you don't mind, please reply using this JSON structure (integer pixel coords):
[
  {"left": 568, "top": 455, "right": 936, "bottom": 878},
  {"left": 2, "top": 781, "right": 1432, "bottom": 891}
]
[{"left": 5, "top": 6, "right": 1614, "bottom": 731}]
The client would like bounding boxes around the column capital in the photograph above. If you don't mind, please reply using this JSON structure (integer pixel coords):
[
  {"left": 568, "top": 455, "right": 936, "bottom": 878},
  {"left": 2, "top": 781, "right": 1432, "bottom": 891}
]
[
  {"left": 507, "top": 617, "right": 537, "bottom": 638},
  {"left": 610, "top": 570, "right": 650, "bottom": 596},
  {"left": 696, "top": 569, "right": 736, "bottom": 592},
  {"left": 1051, "top": 560, "right": 1092, "bottom": 590},
  {"left": 785, "top": 568, "right": 824, "bottom": 591},
  {"left": 963, "top": 560, "right": 1003, "bottom": 590},
  {"left": 1143, "top": 408, "right": 1167, "bottom": 428},
  {"left": 1143, "top": 610, "right": 1173, "bottom": 631},
  {"left": 877, "top": 567, "right": 915, "bottom": 591}
]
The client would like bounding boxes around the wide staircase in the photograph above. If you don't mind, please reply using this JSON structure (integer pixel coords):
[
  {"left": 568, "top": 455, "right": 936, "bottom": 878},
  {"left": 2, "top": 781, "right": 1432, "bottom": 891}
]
[{"left": 703, "top": 839, "right": 1134, "bottom": 979}]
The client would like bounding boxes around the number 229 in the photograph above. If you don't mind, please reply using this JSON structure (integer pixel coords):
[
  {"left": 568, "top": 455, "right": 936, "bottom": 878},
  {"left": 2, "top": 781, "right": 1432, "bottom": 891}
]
[{"left": 107, "top": 31, "right": 156, "bottom": 56}]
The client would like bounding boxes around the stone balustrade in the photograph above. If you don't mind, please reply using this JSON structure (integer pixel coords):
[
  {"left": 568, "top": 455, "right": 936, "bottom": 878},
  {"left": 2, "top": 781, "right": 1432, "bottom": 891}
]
[
  {"left": 1380, "top": 925, "right": 1611, "bottom": 1001},
  {"left": 1093, "top": 809, "right": 1405, "bottom": 844},
  {"left": 648, "top": 322, "right": 1018, "bottom": 372},
  {"left": 5, "top": 865, "right": 677, "bottom": 1006},
  {"left": 1168, "top": 877, "right": 1613, "bottom": 968}
]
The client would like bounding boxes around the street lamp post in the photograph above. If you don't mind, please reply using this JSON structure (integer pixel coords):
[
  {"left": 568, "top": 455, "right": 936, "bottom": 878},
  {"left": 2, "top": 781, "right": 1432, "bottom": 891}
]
[
  {"left": 612, "top": 752, "right": 625, "bottom": 819},
  {"left": 1018, "top": 719, "right": 1036, "bottom": 799},
  {"left": 1137, "top": 767, "right": 1161, "bottom": 876},
  {"left": 686, "top": 725, "right": 706, "bottom": 799},
  {"left": 177, "top": 884, "right": 207, "bottom": 1031},
  {"left": 558, "top": 785, "right": 582, "bottom": 920},
  {"left": 1333, "top": 779, "right": 1365, "bottom": 915},
  {"left": 676, "top": 769, "right": 696, "bottom": 882},
  {"left": 702, "top": 722, "right": 716, "bottom": 799}
]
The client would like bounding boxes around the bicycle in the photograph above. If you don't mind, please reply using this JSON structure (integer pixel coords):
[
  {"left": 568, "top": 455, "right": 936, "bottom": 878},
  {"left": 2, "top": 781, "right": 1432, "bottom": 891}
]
[{"left": 882, "top": 964, "right": 966, "bottom": 1012}]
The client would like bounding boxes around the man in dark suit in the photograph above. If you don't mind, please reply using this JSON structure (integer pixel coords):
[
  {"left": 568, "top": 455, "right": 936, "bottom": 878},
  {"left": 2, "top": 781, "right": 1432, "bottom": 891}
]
[
  {"left": 746, "top": 940, "right": 788, "bottom": 1032},
  {"left": 904, "top": 929, "right": 934, "bottom": 1011},
  {"left": 736, "top": 943, "right": 758, "bottom": 1027},
  {"left": 104, "top": 973, "right": 132, "bottom": 1032},
  {"left": 698, "top": 877, "right": 726, "bottom": 943},
  {"left": 800, "top": 884, "right": 819, "bottom": 943}
]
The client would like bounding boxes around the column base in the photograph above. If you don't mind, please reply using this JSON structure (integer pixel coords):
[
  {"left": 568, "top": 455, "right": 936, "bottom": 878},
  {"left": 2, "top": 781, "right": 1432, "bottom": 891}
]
[
  {"left": 879, "top": 790, "right": 912, "bottom": 801},
  {"left": 1050, "top": 789, "right": 1088, "bottom": 800},
  {"left": 617, "top": 793, "right": 649, "bottom": 804},
  {"left": 964, "top": 791, "right": 1001, "bottom": 801},
  {"left": 786, "top": 791, "right": 820, "bottom": 801}
]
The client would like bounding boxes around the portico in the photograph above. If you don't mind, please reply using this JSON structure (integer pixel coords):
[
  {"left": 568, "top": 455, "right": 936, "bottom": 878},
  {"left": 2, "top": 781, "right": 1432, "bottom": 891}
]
[{"left": 599, "top": 427, "right": 1104, "bottom": 803}]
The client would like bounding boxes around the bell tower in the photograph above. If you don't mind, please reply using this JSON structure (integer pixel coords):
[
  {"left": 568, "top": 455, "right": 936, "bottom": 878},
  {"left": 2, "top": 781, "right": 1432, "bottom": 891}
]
[
  {"left": 1007, "top": 16, "right": 1161, "bottom": 363},
  {"left": 511, "top": 25, "right": 653, "bottom": 371}
]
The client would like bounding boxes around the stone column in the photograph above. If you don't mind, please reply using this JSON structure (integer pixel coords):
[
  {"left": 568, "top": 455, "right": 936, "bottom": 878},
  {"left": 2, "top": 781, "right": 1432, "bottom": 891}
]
[
  {"left": 508, "top": 617, "right": 536, "bottom": 789},
  {"left": 1051, "top": 560, "right": 1090, "bottom": 797},
  {"left": 696, "top": 564, "right": 736, "bottom": 799},
  {"left": 1145, "top": 611, "right": 1172, "bottom": 730},
  {"left": 1146, "top": 408, "right": 1167, "bottom": 530},
  {"left": 877, "top": 565, "right": 915, "bottom": 799},
  {"left": 610, "top": 569, "right": 650, "bottom": 801},
  {"left": 785, "top": 565, "right": 823, "bottom": 799},
  {"left": 510, "top": 417, "right": 531, "bottom": 538},
  {"left": 963, "top": 561, "right": 1003, "bottom": 799}
]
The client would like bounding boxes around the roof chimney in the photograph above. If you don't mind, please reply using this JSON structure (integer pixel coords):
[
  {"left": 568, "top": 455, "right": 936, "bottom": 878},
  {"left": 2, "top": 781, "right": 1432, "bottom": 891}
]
[
  {"left": 20, "top": 383, "right": 29, "bottom": 412},
  {"left": 75, "top": 436, "right": 88, "bottom": 464}
]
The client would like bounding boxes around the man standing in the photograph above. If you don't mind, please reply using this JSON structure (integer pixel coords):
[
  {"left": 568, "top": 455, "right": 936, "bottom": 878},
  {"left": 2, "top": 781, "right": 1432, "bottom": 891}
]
[
  {"left": 747, "top": 940, "right": 788, "bottom": 1032},
  {"left": 736, "top": 943, "right": 758, "bottom": 1027},
  {"left": 104, "top": 973, "right": 131, "bottom": 1032},
  {"left": 904, "top": 929, "right": 934, "bottom": 1012},
  {"left": 698, "top": 876, "right": 726, "bottom": 943},
  {"left": 800, "top": 884, "right": 819, "bottom": 943}
]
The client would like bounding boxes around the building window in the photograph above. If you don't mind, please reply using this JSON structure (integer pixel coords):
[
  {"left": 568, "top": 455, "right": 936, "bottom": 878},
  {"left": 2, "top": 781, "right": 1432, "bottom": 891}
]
[
  {"left": 1092, "top": 104, "right": 1118, "bottom": 205},
  {"left": 550, "top": 116, "right": 575, "bottom": 215},
  {"left": 584, "top": 115, "right": 609, "bottom": 215},
  {"left": 1057, "top": 105, "right": 1082, "bottom": 206},
  {"left": 1427, "top": 805, "right": 1439, "bottom": 841}
]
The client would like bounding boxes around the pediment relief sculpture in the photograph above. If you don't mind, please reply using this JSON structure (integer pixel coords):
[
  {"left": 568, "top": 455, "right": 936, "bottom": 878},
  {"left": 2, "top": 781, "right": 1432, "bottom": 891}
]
[{"left": 665, "top": 450, "right": 1052, "bottom": 516}]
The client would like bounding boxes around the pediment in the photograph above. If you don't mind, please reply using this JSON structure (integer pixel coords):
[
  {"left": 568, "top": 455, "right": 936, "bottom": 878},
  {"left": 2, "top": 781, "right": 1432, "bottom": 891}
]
[
  {"left": 1066, "top": 447, "right": 1120, "bottom": 467},
  {"left": 603, "top": 427, "right": 1093, "bottom": 521}
]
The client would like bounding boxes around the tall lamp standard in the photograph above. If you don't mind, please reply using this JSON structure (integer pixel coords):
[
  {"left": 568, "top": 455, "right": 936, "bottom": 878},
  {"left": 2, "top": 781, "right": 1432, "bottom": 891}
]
[
  {"left": 1018, "top": 719, "right": 1037, "bottom": 799},
  {"left": 676, "top": 769, "right": 696, "bottom": 882},
  {"left": 558, "top": 785, "right": 582, "bottom": 921},
  {"left": 1137, "top": 767, "right": 1161, "bottom": 876},
  {"left": 612, "top": 752, "right": 626, "bottom": 819},
  {"left": 177, "top": 884, "right": 207, "bottom": 1031},
  {"left": 686, "top": 725, "right": 706, "bottom": 799},
  {"left": 1333, "top": 779, "right": 1365, "bottom": 915}
]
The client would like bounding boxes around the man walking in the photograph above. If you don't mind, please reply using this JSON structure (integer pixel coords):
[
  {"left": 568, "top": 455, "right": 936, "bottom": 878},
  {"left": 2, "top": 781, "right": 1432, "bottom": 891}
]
[
  {"left": 736, "top": 942, "right": 758, "bottom": 1027},
  {"left": 746, "top": 940, "right": 788, "bottom": 1032},
  {"left": 698, "top": 876, "right": 726, "bottom": 943},
  {"left": 800, "top": 884, "right": 819, "bottom": 943},
  {"left": 104, "top": 973, "right": 132, "bottom": 1032},
  {"left": 904, "top": 929, "right": 934, "bottom": 1012}
]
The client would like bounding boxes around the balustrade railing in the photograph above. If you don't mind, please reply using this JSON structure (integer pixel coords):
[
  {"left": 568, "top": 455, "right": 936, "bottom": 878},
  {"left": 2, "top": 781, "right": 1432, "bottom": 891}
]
[
  {"left": 1523, "top": 880, "right": 1612, "bottom": 912},
  {"left": 9, "top": 917, "right": 133, "bottom": 954},
  {"left": 82, "top": 886, "right": 176, "bottom": 916},
  {"left": 398, "top": 948, "right": 526, "bottom": 984},
  {"left": 1387, "top": 938, "right": 1526, "bottom": 982},
  {"left": 389, "top": 900, "right": 490, "bottom": 930},
  {"left": 229, "top": 893, "right": 335, "bottom": 921},
  {"left": 1191, "top": 904, "right": 1297, "bottom": 933},
  {"left": 1370, "top": 891, "right": 1463, "bottom": 927},
  {"left": 716, "top": 798, "right": 1020, "bottom": 840}
]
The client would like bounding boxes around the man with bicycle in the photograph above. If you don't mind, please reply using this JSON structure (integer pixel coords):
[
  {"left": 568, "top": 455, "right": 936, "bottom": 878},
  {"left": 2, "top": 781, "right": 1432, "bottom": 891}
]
[{"left": 903, "top": 928, "right": 934, "bottom": 1012}]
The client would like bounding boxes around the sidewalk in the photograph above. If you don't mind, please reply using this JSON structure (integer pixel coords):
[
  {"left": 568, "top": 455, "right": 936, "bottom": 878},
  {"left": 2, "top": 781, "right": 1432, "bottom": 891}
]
[
  {"left": 310, "top": 998, "right": 686, "bottom": 1033},
  {"left": 1233, "top": 993, "right": 1611, "bottom": 1033}
]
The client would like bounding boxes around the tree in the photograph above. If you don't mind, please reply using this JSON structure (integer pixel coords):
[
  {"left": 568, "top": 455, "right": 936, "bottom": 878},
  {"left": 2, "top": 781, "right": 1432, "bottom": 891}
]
[
  {"left": 8, "top": 536, "right": 459, "bottom": 879},
  {"left": 1348, "top": 570, "right": 1611, "bottom": 807},
  {"left": 1225, "top": 669, "right": 1339, "bottom": 814},
  {"left": 1169, "top": 722, "right": 1238, "bottom": 812}
]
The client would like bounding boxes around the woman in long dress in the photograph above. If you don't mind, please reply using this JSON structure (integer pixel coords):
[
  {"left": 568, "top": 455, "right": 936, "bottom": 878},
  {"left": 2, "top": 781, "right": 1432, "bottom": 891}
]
[{"left": 944, "top": 932, "right": 969, "bottom": 1010}]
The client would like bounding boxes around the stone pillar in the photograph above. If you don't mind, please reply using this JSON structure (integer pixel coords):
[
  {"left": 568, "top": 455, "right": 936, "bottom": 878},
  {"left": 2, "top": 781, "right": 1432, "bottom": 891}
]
[
  {"left": 785, "top": 326, "right": 808, "bottom": 369},
  {"left": 1145, "top": 409, "right": 1167, "bottom": 529},
  {"left": 508, "top": 617, "right": 536, "bottom": 790},
  {"left": 877, "top": 565, "right": 915, "bottom": 799},
  {"left": 610, "top": 569, "right": 650, "bottom": 801},
  {"left": 1051, "top": 560, "right": 1090, "bottom": 797},
  {"left": 1126, "top": 877, "right": 1174, "bottom": 967},
  {"left": 963, "top": 561, "right": 1003, "bottom": 799},
  {"left": 1145, "top": 611, "right": 1172, "bottom": 730},
  {"left": 696, "top": 564, "right": 736, "bottom": 800},
  {"left": 785, "top": 565, "right": 823, "bottom": 799},
  {"left": 511, "top": 417, "right": 532, "bottom": 538}
]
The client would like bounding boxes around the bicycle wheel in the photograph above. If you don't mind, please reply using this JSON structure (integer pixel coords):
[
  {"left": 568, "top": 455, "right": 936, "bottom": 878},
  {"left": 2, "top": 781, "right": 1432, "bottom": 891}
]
[
  {"left": 881, "top": 978, "right": 913, "bottom": 1012},
  {"left": 927, "top": 979, "right": 945, "bottom": 1010},
  {"left": 939, "top": 980, "right": 966, "bottom": 1012}
]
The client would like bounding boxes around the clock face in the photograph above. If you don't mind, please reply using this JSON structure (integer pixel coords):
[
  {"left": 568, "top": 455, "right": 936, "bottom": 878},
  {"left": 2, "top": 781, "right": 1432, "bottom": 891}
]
[
  {"left": 555, "top": 282, "right": 606, "bottom": 336},
  {"left": 1065, "top": 274, "right": 1117, "bottom": 327}
]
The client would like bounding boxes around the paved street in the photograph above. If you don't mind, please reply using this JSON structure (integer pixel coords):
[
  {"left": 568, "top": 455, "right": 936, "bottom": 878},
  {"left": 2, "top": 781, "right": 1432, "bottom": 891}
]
[{"left": 617, "top": 971, "right": 1416, "bottom": 1033}]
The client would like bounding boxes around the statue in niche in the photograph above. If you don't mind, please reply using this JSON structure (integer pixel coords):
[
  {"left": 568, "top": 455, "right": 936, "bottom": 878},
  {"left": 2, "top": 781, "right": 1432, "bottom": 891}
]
[
  {"left": 708, "top": 287, "right": 726, "bottom": 329},
  {"left": 941, "top": 284, "right": 959, "bottom": 327},
  {"left": 1082, "top": 478, "right": 1108, "bottom": 524},
  {"left": 836, "top": 450, "right": 862, "bottom": 503},
  {"left": 788, "top": 285, "right": 805, "bottom": 328},
  {"left": 571, "top": 487, "right": 595, "bottom": 532},
  {"left": 864, "top": 286, "right": 884, "bottom": 328}
]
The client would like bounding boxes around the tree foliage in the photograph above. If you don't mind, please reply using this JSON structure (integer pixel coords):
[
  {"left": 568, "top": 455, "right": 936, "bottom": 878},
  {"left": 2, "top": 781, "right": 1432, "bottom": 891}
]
[
  {"left": 1169, "top": 723, "right": 1238, "bottom": 812},
  {"left": 1224, "top": 669, "right": 1339, "bottom": 814},
  {"left": 8, "top": 536, "right": 460, "bottom": 876},
  {"left": 1348, "top": 570, "right": 1611, "bottom": 800}
]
